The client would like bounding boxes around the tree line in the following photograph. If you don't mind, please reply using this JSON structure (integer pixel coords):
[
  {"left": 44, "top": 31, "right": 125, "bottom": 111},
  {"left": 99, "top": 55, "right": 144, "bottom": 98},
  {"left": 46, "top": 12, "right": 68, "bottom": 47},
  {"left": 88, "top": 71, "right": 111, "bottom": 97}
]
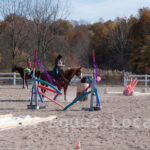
[{"left": 0, "top": 0, "right": 150, "bottom": 74}]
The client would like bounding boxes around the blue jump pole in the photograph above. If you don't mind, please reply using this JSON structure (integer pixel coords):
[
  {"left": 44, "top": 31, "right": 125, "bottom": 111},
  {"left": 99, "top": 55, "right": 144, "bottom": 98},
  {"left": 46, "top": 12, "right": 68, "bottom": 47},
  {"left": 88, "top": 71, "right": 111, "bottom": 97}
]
[
  {"left": 30, "top": 86, "right": 34, "bottom": 105},
  {"left": 37, "top": 89, "right": 44, "bottom": 103},
  {"left": 63, "top": 91, "right": 91, "bottom": 111},
  {"left": 94, "top": 88, "right": 100, "bottom": 107},
  {"left": 35, "top": 77, "right": 39, "bottom": 109}
]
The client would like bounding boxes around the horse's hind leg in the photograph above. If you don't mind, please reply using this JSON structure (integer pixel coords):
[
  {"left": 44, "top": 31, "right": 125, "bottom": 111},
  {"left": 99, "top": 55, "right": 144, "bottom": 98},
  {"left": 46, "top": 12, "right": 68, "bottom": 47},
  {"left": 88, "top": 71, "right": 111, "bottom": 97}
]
[
  {"left": 23, "top": 73, "right": 26, "bottom": 89},
  {"left": 25, "top": 79, "right": 28, "bottom": 89},
  {"left": 40, "top": 83, "right": 46, "bottom": 94},
  {"left": 53, "top": 87, "right": 61, "bottom": 101},
  {"left": 40, "top": 84, "right": 47, "bottom": 101},
  {"left": 23, "top": 77, "right": 25, "bottom": 89}
]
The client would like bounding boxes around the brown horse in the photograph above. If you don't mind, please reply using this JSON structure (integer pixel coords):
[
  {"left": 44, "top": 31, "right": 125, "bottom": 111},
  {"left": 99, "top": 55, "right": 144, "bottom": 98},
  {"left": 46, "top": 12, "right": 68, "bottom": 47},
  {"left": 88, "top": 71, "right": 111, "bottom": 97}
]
[
  {"left": 12, "top": 65, "right": 40, "bottom": 89},
  {"left": 40, "top": 67, "right": 82, "bottom": 101}
]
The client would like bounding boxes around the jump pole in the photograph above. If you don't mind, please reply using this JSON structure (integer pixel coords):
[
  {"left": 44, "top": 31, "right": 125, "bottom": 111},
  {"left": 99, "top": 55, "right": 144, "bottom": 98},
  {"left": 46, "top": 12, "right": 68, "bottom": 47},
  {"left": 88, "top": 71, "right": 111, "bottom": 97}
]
[
  {"left": 0, "top": 115, "right": 57, "bottom": 131},
  {"left": 37, "top": 85, "right": 61, "bottom": 95},
  {"left": 28, "top": 49, "right": 62, "bottom": 110},
  {"left": 33, "top": 49, "right": 39, "bottom": 109},
  {"left": 63, "top": 85, "right": 91, "bottom": 111},
  {"left": 133, "top": 92, "right": 150, "bottom": 96},
  {"left": 27, "top": 49, "right": 45, "bottom": 109},
  {"left": 90, "top": 74, "right": 95, "bottom": 111},
  {"left": 38, "top": 91, "right": 64, "bottom": 109},
  {"left": 89, "top": 49, "right": 101, "bottom": 111},
  {"left": 129, "top": 80, "right": 138, "bottom": 95},
  {"left": 32, "top": 78, "right": 61, "bottom": 95},
  {"left": 35, "top": 77, "right": 39, "bottom": 109},
  {"left": 63, "top": 49, "right": 102, "bottom": 111},
  {"left": 63, "top": 91, "right": 91, "bottom": 111},
  {"left": 89, "top": 75, "right": 101, "bottom": 111}
]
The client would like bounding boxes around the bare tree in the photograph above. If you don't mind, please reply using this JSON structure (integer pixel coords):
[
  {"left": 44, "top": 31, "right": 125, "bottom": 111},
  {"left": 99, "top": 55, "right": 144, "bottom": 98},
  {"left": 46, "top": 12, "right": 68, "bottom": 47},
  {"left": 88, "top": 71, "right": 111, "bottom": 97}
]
[
  {"left": 109, "top": 18, "right": 129, "bottom": 70},
  {"left": 27, "top": 0, "right": 70, "bottom": 64},
  {"left": 0, "top": 0, "right": 70, "bottom": 66},
  {"left": 0, "top": 0, "right": 31, "bottom": 65}
]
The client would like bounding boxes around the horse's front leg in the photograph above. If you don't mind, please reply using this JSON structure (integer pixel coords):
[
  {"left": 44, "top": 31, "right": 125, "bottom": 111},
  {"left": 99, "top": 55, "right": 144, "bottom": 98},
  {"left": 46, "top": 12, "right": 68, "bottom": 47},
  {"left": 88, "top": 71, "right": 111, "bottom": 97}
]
[
  {"left": 53, "top": 87, "right": 61, "bottom": 100},
  {"left": 22, "top": 76, "right": 25, "bottom": 89}
]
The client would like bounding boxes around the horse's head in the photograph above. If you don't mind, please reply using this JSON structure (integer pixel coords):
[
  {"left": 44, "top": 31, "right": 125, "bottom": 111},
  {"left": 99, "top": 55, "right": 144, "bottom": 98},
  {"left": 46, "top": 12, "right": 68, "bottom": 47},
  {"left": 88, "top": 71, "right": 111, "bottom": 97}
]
[
  {"left": 75, "top": 67, "right": 82, "bottom": 79},
  {"left": 12, "top": 65, "right": 17, "bottom": 72},
  {"left": 64, "top": 67, "right": 82, "bottom": 82}
]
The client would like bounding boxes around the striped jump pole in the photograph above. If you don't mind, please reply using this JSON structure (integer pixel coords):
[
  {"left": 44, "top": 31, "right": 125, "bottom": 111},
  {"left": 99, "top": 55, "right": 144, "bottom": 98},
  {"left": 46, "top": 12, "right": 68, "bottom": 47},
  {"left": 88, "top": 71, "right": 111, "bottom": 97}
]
[
  {"left": 63, "top": 91, "right": 91, "bottom": 111},
  {"left": 63, "top": 85, "right": 91, "bottom": 111},
  {"left": 32, "top": 78, "right": 62, "bottom": 95}
]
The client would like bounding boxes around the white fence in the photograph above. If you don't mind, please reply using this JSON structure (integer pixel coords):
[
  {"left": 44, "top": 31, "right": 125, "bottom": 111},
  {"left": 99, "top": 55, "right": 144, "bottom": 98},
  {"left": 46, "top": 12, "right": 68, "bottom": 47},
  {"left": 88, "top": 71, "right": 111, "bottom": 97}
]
[
  {"left": 0, "top": 72, "right": 21, "bottom": 85},
  {"left": 0, "top": 72, "right": 93, "bottom": 85},
  {"left": 1, "top": 72, "right": 149, "bottom": 87},
  {"left": 70, "top": 73, "right": 93, "bottom": 85},
  {"left": 124, "top": 74, "right": 150, "bottom": 88}
]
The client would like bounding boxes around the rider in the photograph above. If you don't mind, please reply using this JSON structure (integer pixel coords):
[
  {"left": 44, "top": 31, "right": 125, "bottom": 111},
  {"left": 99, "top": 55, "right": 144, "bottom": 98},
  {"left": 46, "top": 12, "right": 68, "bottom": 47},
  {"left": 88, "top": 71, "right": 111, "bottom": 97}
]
[
  {"left": 24, "top": 58, "right": 32, "bottom": 75},
  {"left": 53, "top": 54, "right": 68, "bottom": 83},
  {"left": 27, "top": 58, "right": 32, "bottom": 70}
]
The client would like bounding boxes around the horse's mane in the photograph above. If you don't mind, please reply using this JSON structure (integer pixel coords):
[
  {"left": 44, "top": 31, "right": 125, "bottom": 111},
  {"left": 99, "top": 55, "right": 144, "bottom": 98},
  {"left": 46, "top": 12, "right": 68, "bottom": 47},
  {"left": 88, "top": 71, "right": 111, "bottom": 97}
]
[{"left": 13, "top": 65, "right": 24, "bottom": 69}]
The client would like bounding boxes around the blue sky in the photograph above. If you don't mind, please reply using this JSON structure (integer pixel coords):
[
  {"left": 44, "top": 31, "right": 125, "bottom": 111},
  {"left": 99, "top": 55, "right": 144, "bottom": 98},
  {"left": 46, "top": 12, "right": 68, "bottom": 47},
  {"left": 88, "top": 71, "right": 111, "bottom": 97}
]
[{"left": 68, "top": 0, "right": 150, "bottom": 23}]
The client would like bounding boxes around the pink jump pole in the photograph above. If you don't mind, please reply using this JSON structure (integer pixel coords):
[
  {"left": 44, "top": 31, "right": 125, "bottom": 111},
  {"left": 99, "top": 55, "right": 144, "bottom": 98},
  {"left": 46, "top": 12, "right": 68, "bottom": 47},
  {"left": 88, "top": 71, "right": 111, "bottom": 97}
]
[
  {"left": 127, "top": 78, "right": 135, "bottom": 95},
  {"left": 130, "top": 79, "right": 135, "bottom": 87},
  {"left": 38, "top": 91, "right": 64, "bottom": 109},
  {"left": 92, "top": 49, "right": 95, "bottom": 62},
  {"left": 128, "top": 80, "right": 138, "bottom": 95},
  {"left": 37, "top": 85, "right": 62, "bottom": 95}
]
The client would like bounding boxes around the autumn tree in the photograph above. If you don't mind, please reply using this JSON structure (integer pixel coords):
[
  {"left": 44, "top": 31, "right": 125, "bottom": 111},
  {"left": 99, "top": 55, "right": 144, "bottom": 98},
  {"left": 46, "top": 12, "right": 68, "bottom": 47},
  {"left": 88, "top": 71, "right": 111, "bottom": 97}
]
[
  {"left": 90, "top": 22, "right": 110, "bottom": 69},
  {"left": 130, "top": 8, "right": 150, "bottom": 73},
  {"left": 109, "top": 18, "right": 130, "bottom": 70},
  {"left": 70, "top": 25, "right": 91, "bottom": 67}
]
